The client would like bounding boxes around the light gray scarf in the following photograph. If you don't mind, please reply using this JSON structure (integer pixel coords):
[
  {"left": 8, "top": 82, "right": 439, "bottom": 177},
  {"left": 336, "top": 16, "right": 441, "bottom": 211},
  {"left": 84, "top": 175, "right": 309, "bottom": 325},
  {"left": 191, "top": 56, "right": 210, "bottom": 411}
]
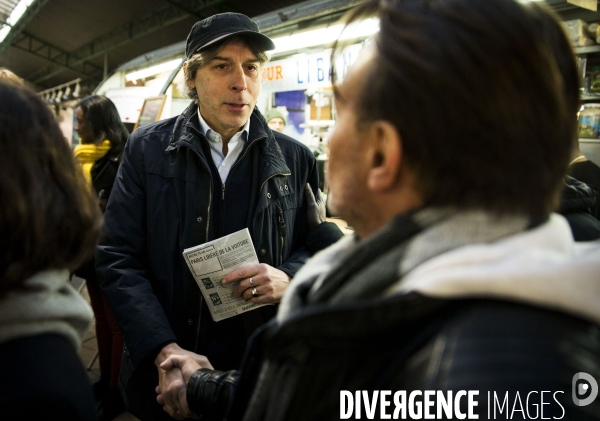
[
  {"left": 0, "top": 270, "right": 93, "bottom": 350},
  {"left": 279, "top": 208, "right": 531, "bottom": 322}
]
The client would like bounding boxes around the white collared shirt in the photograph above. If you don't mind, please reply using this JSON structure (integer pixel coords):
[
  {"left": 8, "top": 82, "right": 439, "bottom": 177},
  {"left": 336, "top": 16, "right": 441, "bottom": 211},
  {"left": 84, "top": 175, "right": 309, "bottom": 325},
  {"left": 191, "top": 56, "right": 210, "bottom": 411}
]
[{"left": 197, "top": 108, "right": 249, "bottom": 183}]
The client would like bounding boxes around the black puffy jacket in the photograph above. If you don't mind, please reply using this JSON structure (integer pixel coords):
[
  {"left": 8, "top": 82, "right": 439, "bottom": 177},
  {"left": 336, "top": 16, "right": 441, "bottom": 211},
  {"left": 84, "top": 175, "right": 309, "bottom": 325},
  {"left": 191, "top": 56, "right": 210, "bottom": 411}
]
[
  {"left": 185, "top": 209, "right": 600, "bottom": 421},
  {"left": 559, "top": 176, "right": 600, "bottom": 241},
  {"left": 187, "top": 294, "right": 600, "bottom": 421}
]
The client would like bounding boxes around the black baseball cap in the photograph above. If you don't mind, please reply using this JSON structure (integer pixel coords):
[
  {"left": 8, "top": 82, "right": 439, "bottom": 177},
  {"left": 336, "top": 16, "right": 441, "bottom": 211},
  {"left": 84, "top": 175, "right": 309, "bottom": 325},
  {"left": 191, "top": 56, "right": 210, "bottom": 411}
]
[{"left": 185, "top": 13, "right": 275, "bottom": 58}]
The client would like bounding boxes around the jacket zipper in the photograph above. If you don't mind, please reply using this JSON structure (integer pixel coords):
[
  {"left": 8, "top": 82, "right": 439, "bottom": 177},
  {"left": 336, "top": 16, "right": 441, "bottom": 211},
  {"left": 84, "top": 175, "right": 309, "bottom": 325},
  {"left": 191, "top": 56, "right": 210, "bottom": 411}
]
[
  {"left": 182, "top": 124, "right": 216, "bottom": 352},
  {"left": 218, "top": 135, "right": 292, "bottom": 197},
  {"left": 176, "top": 129, "right": 288, "bottom": 348},
  {"left": 232, "top": 136, "right": 266, "bottom": 170},
  {"left": 276, "top": 205, "right": 286, "bottom": 266},
  {"left": 218, "top": 134, "right": 290, "bottom": 266},
  {"left": 259, "top": 170, "right": 290, "bottom": 267},
  {"left": 183, "top": 125, "right": 214, "bottom": 242}
]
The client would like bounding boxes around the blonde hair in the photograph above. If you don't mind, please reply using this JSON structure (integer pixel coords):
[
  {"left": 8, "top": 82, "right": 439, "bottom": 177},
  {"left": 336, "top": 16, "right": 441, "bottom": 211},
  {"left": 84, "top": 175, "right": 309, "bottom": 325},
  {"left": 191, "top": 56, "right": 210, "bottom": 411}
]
[{"left": 0, "top": 68, "right": 24, "bottom": 85}]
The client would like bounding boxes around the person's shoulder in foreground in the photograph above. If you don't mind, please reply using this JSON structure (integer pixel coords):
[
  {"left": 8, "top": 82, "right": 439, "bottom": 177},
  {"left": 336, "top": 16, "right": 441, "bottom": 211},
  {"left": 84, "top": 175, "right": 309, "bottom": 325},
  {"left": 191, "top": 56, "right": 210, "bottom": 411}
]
[
  {"left": 0, "top": 80, "right": 99, "bottom": 420},
  {"left": 0, "top": 334, "right": 96, "bottom": 420}
]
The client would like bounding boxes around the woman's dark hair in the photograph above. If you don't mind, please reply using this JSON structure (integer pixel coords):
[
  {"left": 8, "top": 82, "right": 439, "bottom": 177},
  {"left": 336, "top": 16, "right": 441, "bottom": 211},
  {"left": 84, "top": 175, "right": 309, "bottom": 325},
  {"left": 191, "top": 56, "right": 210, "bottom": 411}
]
[
  {"left": 77, "top": 95, "right": 129, "bottom": 150},
  {"left": 332, "top": 0, "right": 579, "bottom": 217},
  {"left": 0, "top": 80, "right": 102, "bottom": 295}
]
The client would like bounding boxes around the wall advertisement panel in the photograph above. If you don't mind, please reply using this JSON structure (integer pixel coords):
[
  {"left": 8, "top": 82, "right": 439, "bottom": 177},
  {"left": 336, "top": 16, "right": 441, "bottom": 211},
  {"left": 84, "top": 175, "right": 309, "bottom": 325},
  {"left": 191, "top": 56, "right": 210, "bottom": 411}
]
[{"left": 261, "top": 43, "right": 363, "bottom": 93}]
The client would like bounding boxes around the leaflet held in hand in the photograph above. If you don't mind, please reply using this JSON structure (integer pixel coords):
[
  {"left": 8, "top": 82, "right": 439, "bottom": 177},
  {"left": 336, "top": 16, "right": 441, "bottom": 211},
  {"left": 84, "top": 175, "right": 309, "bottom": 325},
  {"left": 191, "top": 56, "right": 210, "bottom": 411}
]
[{"left": 182, "top": 228, "right": 268, "bottom": 322}]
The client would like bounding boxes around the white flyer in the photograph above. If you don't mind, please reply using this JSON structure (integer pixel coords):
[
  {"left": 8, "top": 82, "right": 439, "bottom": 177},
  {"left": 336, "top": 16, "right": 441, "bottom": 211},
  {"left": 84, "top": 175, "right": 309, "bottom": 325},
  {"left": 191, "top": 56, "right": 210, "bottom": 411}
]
[{"left": 182, "top": 228, "right": 267, "bottom": 322}]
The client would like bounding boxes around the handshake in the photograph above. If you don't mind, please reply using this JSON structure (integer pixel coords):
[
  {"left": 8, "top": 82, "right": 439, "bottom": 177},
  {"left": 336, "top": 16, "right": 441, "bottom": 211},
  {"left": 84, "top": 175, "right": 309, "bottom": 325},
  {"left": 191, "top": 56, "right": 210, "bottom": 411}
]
[{"left": 154, "top": 343, "right": 213, "bottom": 420}]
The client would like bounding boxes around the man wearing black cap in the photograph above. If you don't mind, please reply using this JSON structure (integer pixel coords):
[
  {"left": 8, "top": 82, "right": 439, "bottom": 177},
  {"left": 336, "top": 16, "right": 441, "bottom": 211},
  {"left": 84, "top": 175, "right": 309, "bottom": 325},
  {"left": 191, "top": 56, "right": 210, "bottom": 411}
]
[{"left": 96, "top": 12, "right": 319, "bottom": 420}]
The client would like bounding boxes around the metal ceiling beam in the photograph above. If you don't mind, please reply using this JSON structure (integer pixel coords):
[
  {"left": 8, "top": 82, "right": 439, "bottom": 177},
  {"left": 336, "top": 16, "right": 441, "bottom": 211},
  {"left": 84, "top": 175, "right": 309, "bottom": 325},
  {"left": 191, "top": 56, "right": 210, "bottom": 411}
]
[
  {"left": 10, "top": 32, "right": 103, "bottom": 79},
  {"left": 0, "top": 0, "right": 49, "bottom": 55},
  {"left": 28, "top": 0, "right": 225, "bottom": 85},
  {"left": 161, "top": 0, "right": 224, "bottom": 20},
  {"left": 253, "top": 0, "right": 361, "bottom": 31}
]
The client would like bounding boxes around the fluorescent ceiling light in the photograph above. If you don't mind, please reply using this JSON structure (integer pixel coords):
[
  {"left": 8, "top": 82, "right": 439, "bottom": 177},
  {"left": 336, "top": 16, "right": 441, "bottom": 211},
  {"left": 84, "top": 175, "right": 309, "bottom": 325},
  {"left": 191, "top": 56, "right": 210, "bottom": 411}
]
[
  {"left": 125, "top": 58, "right": 182, "bottom": 81},
  {"left": 0, "top": 26, "right": 10, "bottom": 43},
  {"left": 271, "top": 18, "right": 379, "bottom": 54},
  {"left": 0, "top": 0, "right": 34, "bottom": 43}
]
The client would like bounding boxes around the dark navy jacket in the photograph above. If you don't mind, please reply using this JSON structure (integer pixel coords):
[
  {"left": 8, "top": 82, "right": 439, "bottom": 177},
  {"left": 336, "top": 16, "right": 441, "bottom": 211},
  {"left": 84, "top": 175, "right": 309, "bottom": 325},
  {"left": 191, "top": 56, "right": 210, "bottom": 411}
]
[
  {"left": 95, "top": 102, "right": 317, "bottom": 411},
  {"left": 0, "top": 334, "right": 96, "bottom": 421}
]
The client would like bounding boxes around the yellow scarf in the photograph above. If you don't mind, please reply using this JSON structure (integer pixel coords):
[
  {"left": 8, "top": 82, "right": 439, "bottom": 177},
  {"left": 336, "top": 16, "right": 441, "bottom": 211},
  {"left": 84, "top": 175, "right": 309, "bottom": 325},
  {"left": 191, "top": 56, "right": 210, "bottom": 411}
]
[{"left": 74, "top": 140, "right": 111, "bottom": 184}]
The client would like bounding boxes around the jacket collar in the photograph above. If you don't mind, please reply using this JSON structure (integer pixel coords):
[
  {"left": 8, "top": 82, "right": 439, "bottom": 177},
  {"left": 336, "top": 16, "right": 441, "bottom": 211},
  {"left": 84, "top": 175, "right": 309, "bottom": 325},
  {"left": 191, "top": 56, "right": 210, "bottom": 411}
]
[
  {"left": 168, "top": 101, "right": 290, "bottom": 176},
  {"left": 104, "top": 144, "right": 123, "bottom": 162}
]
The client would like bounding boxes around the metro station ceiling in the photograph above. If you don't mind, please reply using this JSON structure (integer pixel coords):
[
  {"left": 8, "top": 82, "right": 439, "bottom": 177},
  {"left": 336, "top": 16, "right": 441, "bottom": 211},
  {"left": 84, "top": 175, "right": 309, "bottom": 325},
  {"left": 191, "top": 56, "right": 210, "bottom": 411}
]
[
  {"left": 0, "top": 0, "right": 322, "bottom": 91},
  {"left": 2, "top": 0, "right": 600, "bottom": 92}
]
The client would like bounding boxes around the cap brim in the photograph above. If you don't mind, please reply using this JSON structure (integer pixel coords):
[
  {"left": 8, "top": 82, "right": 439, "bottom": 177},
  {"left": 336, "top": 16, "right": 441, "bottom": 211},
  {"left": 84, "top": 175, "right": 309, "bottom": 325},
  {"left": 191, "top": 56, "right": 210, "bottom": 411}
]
[{"left": 193, "top": 30, "right": 275, "bottom": 56}]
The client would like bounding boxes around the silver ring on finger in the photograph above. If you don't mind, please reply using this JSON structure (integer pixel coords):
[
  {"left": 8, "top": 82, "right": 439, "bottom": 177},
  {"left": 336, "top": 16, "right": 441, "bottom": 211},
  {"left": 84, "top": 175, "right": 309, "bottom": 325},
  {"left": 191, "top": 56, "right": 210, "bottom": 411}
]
[
  {"left": 252, "top": 287, "right": 258, "bottom": 297},
  {"left": 249, "top": 277, "right": 254, "bottom": 287}
]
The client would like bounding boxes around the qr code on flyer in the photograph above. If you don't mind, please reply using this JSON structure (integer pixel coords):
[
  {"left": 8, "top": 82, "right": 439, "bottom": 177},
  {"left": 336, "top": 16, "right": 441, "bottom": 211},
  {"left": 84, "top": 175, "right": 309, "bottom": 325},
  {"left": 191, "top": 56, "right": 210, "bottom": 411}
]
[{"left": 209, "top": 293, "right": 222, "bottom": 306}]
